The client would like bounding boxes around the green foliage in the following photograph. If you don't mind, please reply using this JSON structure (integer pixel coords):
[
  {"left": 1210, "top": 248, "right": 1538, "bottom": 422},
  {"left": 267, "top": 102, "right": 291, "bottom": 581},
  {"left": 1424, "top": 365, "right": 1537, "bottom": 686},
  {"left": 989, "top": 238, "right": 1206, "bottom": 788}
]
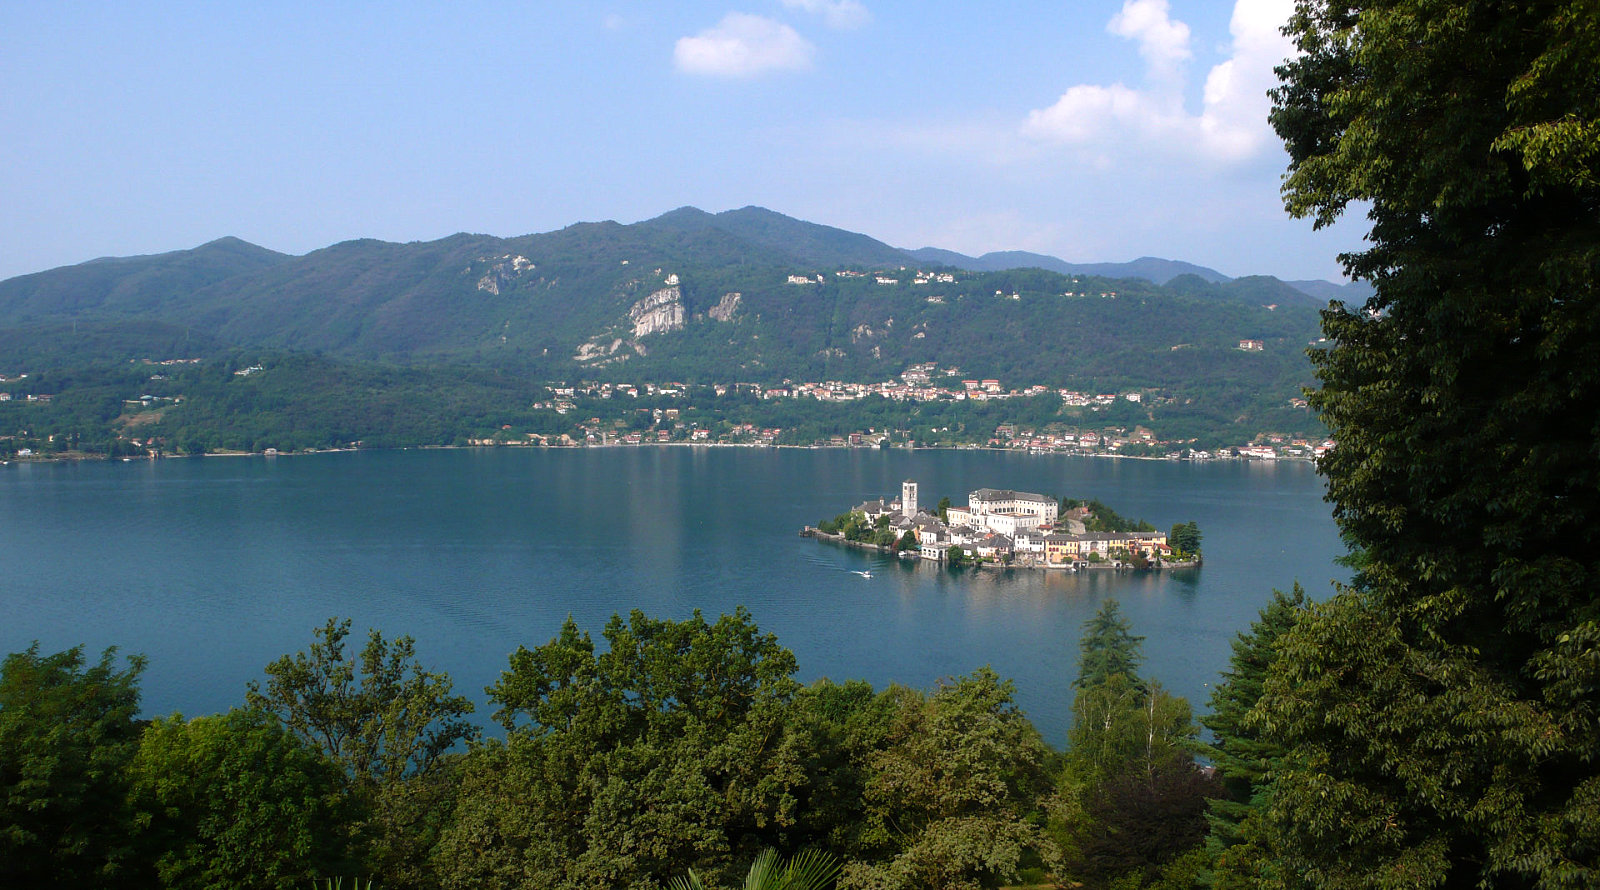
[
  {"left": 1082, "top": 500, "right": 1157, "bottom": 534},
  {"left": 247, "top": 618, "right": 478, "bottom": 786},
  {"left": 247, "top": 618, "right": 478, "bottom": 885},
  {"left": 1255, "top": 1, "right": 1600, "bottom": 885},
  {"left": 844, "top": 669, "right": 1059, "bottom": 890},
  {"left": 820, "top": 510, "right": 876, "bottom": 544},
  {"left": 1168, "top": 522, "right": 1202, "bottom": 558},
  {"left": 1072, "top": 600, "right": 1146, "bottom": 694},
  {"left": 669, "top": 847, "right": 841, "bottom": 890},
  {"left": 1198, "top": 584, "right": 1306, "bottom": 888},
  {"left": 1062, "top": 602, "right": 1214, "bottom": 888},
  {"left": 441, "top": 609, "right": 805, "bottom": 889},
  {"left": 127, "top": 708, "right": 354, "bottom": 888},
  {"left": 0, "top": 644, "right": 145, "bottom": 885}
]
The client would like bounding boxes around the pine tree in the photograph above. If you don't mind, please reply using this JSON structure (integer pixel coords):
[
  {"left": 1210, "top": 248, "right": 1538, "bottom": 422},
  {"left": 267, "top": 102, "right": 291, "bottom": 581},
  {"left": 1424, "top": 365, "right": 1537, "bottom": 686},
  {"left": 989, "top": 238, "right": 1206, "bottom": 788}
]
[
  {"left": 1198, "top": 584, "right": 1306, "bottom": 888},
  {"left": 1062, "top": 601, "right": 1213, "bottom": 886},
  {"left": 1072, "top": 599, "right": 1146, "bottom": 692}
]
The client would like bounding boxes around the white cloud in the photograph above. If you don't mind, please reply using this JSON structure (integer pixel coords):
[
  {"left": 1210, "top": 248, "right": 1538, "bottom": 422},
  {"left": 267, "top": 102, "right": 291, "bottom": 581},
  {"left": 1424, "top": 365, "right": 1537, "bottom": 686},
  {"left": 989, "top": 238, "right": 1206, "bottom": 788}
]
[
  {"left": 781, "top": 0, "right": 872, "bottom": 30},
  {"left": 1108, "top": 0, "right": 1191, "bottom": 87},
  {"left": 1022, "top": 0, "right": 1295, "bottom": 164},
  {"left": 674, "top": 13, "right": 816, "bottom": 77}
]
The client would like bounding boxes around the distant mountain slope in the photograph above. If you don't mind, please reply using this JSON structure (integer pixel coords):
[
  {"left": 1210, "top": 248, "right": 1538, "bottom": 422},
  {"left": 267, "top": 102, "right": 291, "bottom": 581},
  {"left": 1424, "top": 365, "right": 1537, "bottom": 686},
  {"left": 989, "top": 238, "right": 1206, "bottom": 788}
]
[
  {"left": 0, "top": 208, "right": 1328, "bottom": 393},
  {"left": 1164, "top": 273, "right": 1324, "bottom": 308},
  {"left": 901, "top": 247, "right": 1231, "bottom": 284},
  {"left": 1285, "top": 278, "right": 1376, "bottom": 304},
  {"left": 0, "top": 319, "right": 219, "bottom": 369},
  {"left": 0, "top": 236, "right": 289, "bottom": 323},
  {"left": 641, "top": 206, "right": 910, "bottom": 268},
  {"left": 903, "top": 245, "right": 1365, "bottom": 303}
]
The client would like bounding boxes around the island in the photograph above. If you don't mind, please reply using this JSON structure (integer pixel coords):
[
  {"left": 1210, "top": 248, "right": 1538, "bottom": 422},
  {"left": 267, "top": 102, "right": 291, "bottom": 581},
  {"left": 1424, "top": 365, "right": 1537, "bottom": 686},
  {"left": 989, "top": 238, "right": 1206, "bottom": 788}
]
[{"left": 804, "top": 479, "right": 1202, "bottom": 569}]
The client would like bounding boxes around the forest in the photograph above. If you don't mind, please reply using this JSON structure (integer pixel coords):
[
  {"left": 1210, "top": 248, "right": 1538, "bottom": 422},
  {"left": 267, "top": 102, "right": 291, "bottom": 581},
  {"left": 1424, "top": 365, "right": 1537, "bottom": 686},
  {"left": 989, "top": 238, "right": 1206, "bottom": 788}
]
[
  {"left": 0, "top": 346, "right": 1322, "bottom": 460},
  {"left": 0, "top": 599, "right": 1291, "bottom": 889}
]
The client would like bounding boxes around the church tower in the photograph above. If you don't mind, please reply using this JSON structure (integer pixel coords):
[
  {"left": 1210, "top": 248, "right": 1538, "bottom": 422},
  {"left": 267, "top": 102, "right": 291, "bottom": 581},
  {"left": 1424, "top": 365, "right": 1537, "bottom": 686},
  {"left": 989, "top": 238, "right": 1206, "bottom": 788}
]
[{"left": 902, "top": 479, "right": 918, "bottom": 516}]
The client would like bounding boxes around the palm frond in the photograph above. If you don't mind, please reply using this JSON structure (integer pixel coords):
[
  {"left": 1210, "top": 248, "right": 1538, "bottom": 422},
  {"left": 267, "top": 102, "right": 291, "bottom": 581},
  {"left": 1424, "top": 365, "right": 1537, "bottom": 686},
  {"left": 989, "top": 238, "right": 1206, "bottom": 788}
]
[{"left": 780, "top": 848, "right": 841, "bottom": 890}]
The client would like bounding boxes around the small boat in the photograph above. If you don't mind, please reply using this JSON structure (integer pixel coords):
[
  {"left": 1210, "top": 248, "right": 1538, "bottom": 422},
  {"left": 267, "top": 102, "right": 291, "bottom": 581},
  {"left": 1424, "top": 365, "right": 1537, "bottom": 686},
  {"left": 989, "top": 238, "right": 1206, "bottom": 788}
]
[{"left": 853, "top": 570, "right": 873, "bottom": 578}]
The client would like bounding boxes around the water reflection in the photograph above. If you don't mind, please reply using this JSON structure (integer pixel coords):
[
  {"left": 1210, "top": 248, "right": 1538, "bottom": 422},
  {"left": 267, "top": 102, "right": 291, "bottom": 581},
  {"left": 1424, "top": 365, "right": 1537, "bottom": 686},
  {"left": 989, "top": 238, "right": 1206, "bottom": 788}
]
[{"left": 0, "top": 449, "right": 1343, "bottom": 742}]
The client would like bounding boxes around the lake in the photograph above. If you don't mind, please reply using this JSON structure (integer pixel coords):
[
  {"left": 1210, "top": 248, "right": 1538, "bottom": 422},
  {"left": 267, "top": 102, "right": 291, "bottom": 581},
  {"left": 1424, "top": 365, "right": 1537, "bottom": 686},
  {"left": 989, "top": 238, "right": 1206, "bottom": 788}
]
[{"left": 0, "top": 447, "right": 1345, "bottom": 743}]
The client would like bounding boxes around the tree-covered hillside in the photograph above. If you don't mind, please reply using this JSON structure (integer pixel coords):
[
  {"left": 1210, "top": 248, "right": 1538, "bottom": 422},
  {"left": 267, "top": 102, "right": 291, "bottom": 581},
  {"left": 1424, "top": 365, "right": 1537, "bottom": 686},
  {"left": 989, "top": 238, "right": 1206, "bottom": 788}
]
[
  {"left": 0, "top": 208, "right": 1324, "bottom": 388},
  {"left": 0, "top": 208, "right": 1333, "bottom": 456}
]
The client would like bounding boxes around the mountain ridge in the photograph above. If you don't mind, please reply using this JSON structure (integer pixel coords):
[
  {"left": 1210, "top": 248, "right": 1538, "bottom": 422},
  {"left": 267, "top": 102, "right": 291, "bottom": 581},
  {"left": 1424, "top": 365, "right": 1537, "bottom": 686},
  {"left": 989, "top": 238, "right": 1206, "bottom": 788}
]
[
  {"left": 3, "top": 206, "right": 1368, "bottom": 304},
  {"left": 0, "top": 207, "right": 1340, "bottom": 395},
  {"left": 0, "top": 207, "right": 1335, "bottom": 454}
]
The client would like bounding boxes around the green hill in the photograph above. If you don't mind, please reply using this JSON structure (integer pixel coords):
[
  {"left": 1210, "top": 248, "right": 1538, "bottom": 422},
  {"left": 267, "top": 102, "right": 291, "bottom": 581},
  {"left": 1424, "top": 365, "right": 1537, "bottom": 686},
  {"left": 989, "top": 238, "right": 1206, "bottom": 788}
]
[
  {"left": 0, "top": 212, "right": 1320, "bottom": 387},
  {"left": 0, "top": 236, "right": 289, "bottom": 322}
]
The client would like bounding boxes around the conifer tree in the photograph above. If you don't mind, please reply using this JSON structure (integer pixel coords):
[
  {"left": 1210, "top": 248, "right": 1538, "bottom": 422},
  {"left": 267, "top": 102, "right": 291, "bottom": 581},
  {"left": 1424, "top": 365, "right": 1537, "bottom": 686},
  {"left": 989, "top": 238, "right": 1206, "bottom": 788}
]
[
  {"left": 1062, "top": 600, "right": 1213, "bottom": 886},
  {"left": 1072, "top": 599, "right": 1146, "bottom": 693},
  {"left": 1198, "top": 584, "right": 1305, "bottom": 887}
]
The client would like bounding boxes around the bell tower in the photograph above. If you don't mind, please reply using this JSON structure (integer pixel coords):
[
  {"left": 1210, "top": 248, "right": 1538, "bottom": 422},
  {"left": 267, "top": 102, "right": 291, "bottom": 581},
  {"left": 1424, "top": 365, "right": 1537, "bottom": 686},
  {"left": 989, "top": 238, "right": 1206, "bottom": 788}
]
[{"left": 902, "top": 479, "right": 918, "bottom": 516}]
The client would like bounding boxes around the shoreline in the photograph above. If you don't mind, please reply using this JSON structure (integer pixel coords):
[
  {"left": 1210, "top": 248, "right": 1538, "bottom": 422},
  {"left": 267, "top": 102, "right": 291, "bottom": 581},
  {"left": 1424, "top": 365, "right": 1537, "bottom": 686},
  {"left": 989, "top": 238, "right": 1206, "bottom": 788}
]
[
  {"left": 802, "top": 527, "right": 1202, "bottom": 573},
  {"left": 2, "top": 441, "right": 1317, "bottom": 466}
]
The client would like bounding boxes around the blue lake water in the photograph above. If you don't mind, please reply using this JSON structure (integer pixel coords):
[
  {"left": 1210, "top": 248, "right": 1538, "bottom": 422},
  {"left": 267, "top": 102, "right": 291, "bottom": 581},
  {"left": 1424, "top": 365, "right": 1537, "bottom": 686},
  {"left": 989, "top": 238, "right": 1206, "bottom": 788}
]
[{"left": 0, "top": 447, "right": 1345, "bottom": 743}]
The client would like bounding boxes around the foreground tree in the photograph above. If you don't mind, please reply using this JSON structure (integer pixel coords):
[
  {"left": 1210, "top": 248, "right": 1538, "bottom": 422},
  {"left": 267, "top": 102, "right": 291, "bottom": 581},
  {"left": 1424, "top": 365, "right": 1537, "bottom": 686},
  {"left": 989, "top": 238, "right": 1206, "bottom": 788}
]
[
  {"left": 1258, "top": 1, "right": 1600, "bottom": 885},
  {"left": 1061, "top": 601, "right": 1213, "bottom": 887},
  {"left": 248, "top": 619, "right": 478, "bottom": 885},
  {"left": 128, "top": 708, "right": 354, "bottom": 888},
  {"left": 0, "top": 644, "right": 145, "bottom": 885},
  {"left": 440, "top": 609, "right": 808, "bottom": 890},
  {"left": 844, "top": 669, "right": 1059, "bottom": 890},
  {"left": 1071, "top": 599, "right": 1146, "bottom": 696},
  {"left": 248, "top": 618, "right": 478, "bottom": 785},
  {"left": 1198, "top": 584, "right": 1306, "bottom": 888}
]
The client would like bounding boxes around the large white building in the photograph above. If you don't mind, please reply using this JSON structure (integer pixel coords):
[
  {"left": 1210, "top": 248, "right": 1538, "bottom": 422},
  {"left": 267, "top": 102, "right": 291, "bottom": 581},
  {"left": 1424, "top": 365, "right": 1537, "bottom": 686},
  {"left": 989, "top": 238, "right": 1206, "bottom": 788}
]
[
  {"left": 946, "top": 487, "right": 1058, "bottom": 535},
  {"left": 968, "top": 488, "right": 1058, "bottom": 521}
]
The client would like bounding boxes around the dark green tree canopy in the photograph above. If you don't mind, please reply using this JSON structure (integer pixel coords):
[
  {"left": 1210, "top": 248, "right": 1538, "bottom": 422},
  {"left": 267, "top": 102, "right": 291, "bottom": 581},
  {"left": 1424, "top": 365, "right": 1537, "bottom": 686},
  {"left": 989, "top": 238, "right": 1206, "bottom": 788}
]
[
  {"left": 1061, "top": 601, "right": 1213, "bottom": 886},
  {"left": 1259, "top": 1, "right": 1600, "bottom": 885},
  {"left": 1073, "top": 599, "right": 1146, "bottom": 692},
  {"left": 488, "top": 607, "right": 799, "bottom": 736},
  {"left": 0, "top": 644, "right": 145, "bottom": 885},
  {"left": 247, "top": 618, "right": 479, "bottom": 786},
  {"left": 1168, "top": 521, "right": 1202, "bottom": 556},
  {"left": 128, "top": 708, "right": 354, "bottom": 889},
  {"left": 444, "top": 608, "right": 808, "bottom": 890},
  {"left": 1199, "top": 584, "right": 1307, "bottom": 886}
]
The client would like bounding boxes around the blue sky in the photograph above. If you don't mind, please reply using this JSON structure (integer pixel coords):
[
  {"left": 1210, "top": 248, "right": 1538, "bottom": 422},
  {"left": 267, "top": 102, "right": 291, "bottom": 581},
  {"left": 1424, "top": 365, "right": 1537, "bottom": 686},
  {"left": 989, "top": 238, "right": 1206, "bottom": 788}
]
[{"left": 0, "top": 1, "right": 1369, "bottom": 283}]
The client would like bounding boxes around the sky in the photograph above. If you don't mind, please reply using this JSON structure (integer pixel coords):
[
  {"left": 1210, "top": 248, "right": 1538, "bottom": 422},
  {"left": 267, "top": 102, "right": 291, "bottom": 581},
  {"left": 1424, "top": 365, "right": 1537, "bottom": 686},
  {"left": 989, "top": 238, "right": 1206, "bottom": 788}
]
[{"left": 0, "top": 1, "right": 1371, "bottom": 283}]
